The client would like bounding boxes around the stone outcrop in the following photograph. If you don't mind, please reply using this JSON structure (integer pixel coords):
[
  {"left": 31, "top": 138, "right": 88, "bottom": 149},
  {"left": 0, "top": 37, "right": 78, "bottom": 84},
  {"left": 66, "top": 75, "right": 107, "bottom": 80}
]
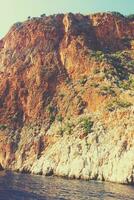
[{"left": 0, "top": 12, "right": 134, "bottom": 184}]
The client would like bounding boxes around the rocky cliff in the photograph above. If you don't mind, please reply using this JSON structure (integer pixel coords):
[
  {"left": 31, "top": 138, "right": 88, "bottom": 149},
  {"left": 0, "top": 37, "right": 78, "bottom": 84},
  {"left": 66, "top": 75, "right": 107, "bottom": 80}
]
[{"left": 0, "top": 12, "right": 134, "bottom": 184}]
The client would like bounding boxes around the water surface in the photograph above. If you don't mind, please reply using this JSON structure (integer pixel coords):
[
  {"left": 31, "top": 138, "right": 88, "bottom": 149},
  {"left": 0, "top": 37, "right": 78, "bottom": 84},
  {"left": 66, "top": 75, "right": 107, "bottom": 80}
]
[{"left": 0, "top": 171, "right": 134, "bottom": 200}]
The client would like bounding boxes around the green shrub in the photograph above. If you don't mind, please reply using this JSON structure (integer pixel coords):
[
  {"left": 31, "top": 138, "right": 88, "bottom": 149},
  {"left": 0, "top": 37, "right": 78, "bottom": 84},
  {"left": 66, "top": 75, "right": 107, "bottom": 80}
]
[
  {"left": 127, "top": 60, "right": 134, "bottom": 70},
  {"left": 65, "top": 78, "right": 70, "bottom": 84},
  {"left": 13, "top": 22, "right": 22, "bottom": 29},
  {"left": 104, "top": 67, "right": 117, "bottom": 79},
  {"left": 59, "top": 93, "right": 65, "bottom": 98},
  {"left": 117, "top": 101, "right": 132, "bottom": 108},
  {"left": 99, "top": 86, "right": 116, "bottom": 96},
  {"left": 110, "top": 12, "right": 124, "bottom": 18},
  {"left": 118, "top": 77, "right": 134, "bottom": 90},
  {"left": 80, "top": 89, "right": 86, "bottom": 94},
  {"left": 121, "top": 37, "right": 131, "bottom": 46},
  {"left": 40, "top": 14, "right": 46, "bottom": 18},
  {"left": 90, "top": 82, "right": 99, "bottom": 88},
  {"left": 77, "top": 97, "right": 86, "bottom": 114},
  {"left": 118, "top": 81, "right": 130, "bottom": 90},
  {"left": 90, "top": 51, "right": 106, "bottom": 62},
  {"left": 106, "top": 102, "right": 116, "bottom": 112},
  {"left": 57, "top": 114, "right": 63, "bottom": 122},
  {"left": 107, "top": 53, "right": 122, "bottom": 66},
  {"left": 105, "top": 52, "right": 130, "bottom": 80},
  {"left": 127, "top": 14, "right": 134, "bottom": 21},
  {"left": 50, "top": 115, "right": 55, "bottom": 124},
  {"left": 47, "top": 106, "right": 54, "bottom": 113},
  {"left": 80, "top": 117, "right": 93, "bottom": 134},
  {"left": 64, "top": 121, "right": 74, "bottom": 135},
  {"left": 106, "top": 99, "right": 132, "bottom": 112},
  {"left": 129, "top": 77, "right": 134, "bottom": 88},
  {"left": 93, "top": 68, "right": 100, "bottom": 74},
  {"left": 0, "top": 124, "right": 7, "bottom": 130},
  {"left": 57, "top": 127, "right": 64, "bottom": 136},
  {"left": 79, "top": 76, "right": 87, "bottom": 85}
]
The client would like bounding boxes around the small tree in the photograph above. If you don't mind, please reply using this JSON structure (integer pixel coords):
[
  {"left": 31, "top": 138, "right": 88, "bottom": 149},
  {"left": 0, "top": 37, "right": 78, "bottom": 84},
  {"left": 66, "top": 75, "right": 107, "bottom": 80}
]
[
  {"left": 40, "top": 14, "right": 46, "bottom": 18},
  {"left": 28, "top": 16, "right": 31, "bottom": 20}
]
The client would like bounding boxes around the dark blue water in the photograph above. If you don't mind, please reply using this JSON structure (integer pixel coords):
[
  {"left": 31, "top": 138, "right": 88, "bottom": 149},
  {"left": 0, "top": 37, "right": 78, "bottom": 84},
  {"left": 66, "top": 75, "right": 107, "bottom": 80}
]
[{"left": 0, "top": 171, "right": 134, "bottom": 200}]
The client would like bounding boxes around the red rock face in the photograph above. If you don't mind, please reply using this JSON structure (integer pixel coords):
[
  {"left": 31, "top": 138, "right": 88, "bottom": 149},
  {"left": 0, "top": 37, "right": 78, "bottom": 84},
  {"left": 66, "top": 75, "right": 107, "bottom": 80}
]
[
  {"left": 0, "top": 13, "right": 134, "bottom": 183},
  {"left": 0, "top": 12, "right": 133, "bottom": 128},
  {"left": 90, "top": 13, "right": 134, "bottom": 50}
]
